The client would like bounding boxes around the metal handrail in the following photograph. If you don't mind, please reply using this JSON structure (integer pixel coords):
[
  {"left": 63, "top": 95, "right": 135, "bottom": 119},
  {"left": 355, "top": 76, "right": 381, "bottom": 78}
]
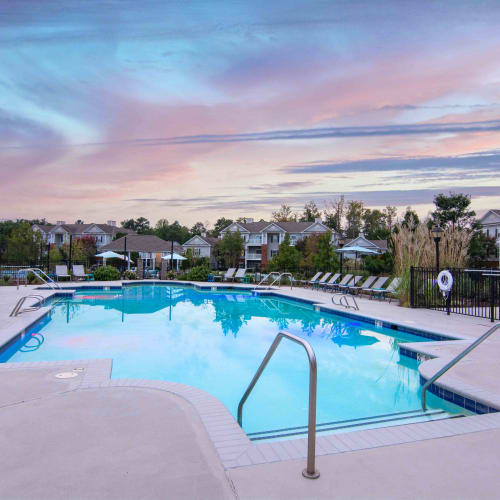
[
  {"left": 422, "top": 323, "right": 500, "bottom": 410},
  {"left": 237, "top": 331, "right": 320, "bottom": 479},
  {"left": 9, "top": 294, "right": 46, "bottom": 317},
  {"left": 18, "top": 268, "right": 60, "bottom": 290},
  {"left": 331, "top": 293, "right": 359, "bottom": 310},
  {"left": 268, "top": 272, "right": 294, "bottom": 289},
  {"left": 254, "top": 272, "right": 280, "bottom": 289}
]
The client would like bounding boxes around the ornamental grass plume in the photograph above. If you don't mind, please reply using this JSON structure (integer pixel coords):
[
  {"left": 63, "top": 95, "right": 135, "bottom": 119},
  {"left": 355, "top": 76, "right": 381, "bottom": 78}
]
[{"left": 392, "top": 218, "right": 472, "bottom": 306}]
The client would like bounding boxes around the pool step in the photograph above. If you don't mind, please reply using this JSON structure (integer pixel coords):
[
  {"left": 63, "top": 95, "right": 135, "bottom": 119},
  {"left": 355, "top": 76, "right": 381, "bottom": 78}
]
[{"left": 247, "top": 409, "right": 462, "bottom": 441}]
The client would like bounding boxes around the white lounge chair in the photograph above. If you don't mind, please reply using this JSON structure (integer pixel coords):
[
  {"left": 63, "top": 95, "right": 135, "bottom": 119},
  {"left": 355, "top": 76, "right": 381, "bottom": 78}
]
[
  {"left": 348, "top": 275, "right": 377, "bottom": 295},
  {"left": 72, "top": 264, "right": 91, "bottom": 281},
  {"left": 340, "top": 275, "right": 363, "bottom": 293},
  {"left": 296, "top": 272, "right": 322, "bottom": 287},
  {"left": 56, "top": 265, "right": 71, "bottom": 281},
  {"left": 223, "top": 268, "right": 236, "bottom": 281},
  {"left": 362, "top": 276, "right": 388, "bottom": 296},
  {"left": 331, "top": 274, "right": 353, "bottom": 292},
  {"left": 234, "top": 268, "right": 247, "bottom": 282},
  {"left": 371, "top": 277, "right": 401, "bottom": 302},
  {"left": 313, "top": 272, "right": 332, "bottom": 288}
]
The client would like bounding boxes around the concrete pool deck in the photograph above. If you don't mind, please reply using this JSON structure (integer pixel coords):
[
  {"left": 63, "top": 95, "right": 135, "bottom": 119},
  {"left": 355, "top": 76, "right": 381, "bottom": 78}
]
[{"left": 0, "top": 281, "right": 499, "bottom": 499}]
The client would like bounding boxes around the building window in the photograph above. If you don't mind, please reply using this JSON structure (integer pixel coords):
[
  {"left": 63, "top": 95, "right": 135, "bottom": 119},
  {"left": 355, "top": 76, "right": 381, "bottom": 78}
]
[
  {"left": 270, "top": 250, "right": 278, "bottom": 257},
  {"left": 193, "top": 248, "right": 201, "bottom": 256}
]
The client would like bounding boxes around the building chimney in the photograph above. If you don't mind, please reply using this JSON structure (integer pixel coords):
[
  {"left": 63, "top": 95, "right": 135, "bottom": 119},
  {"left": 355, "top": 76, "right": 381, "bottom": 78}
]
[
  {"left": 56, "top": 221, "right": 66, "bottom": 225},
  {"left": 315, "top": 217, "right": 322, "bottom": 224},
  {"left": 244, "top": 218, "right": 254, "bottom": 223},
  {"left": 201, "top": 231, "right": 207, "bottom": 237},
  {"left": 107, "top": 220, "right": 116, "bottom": 227}
]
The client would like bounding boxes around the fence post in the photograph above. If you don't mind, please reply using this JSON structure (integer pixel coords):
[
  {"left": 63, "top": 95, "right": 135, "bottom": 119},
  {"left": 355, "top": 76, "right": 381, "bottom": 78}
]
[
  {"left": 410, "top": 266, "right": 414, "bottom": 308},
  {"left": 490, "top": 276, "right": 496, "bottom": 323}
]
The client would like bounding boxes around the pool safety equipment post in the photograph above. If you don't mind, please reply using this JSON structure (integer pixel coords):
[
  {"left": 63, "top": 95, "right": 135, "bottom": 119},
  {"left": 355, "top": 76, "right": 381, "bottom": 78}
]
[{"left": 237, "top": 331, "right": 320, "bottom": 479}]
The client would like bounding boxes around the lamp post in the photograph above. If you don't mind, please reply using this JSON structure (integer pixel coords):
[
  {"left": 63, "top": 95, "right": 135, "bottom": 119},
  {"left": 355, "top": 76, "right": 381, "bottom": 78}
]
[
  {"left": 431, "top": 225, "right": 444, "bottom": 273},
  {"left": 338, "top": 236, "right": 345, "bottom": 275}
]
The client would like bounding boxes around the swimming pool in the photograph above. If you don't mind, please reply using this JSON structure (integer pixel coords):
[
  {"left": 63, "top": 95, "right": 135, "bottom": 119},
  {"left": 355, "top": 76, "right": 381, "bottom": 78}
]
[{"left": 1, "top": 284, "right": 463, "bottom": 435}]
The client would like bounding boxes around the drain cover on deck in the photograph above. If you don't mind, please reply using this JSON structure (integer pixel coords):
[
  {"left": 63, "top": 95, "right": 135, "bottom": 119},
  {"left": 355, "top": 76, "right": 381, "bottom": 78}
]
[{"left": 54, "top": 372, "right": 79, "bottom": 379}]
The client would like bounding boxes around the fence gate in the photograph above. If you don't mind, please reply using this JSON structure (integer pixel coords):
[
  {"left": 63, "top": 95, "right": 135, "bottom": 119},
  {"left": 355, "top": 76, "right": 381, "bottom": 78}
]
[{"left": 410, "top": 267, "right": 499, "bottom": 322}]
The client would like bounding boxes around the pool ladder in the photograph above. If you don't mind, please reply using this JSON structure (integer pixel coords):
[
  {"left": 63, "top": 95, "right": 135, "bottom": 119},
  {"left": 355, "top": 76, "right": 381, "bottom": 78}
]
[
  {"left": 237, "top": 331, "right": 320, "bottom": 479},
  {"left": 9, "top": 294, "right": 45, "bottom": 317},
  {"left": 331, "top": 292, "right": 359, "bottom": 310},
  {"left": 422, "top": 323, "right": 500, "bottom": 410},
  {"left": 254, "top": 272, "right": 294, "bottom": 290},
  {"left": 17, "top": 268, "right": 60, "bottom": 290}
]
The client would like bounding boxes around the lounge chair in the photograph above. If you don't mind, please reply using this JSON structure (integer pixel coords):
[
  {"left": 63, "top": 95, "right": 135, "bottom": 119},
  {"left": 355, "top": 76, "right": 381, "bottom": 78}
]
[
  {"left": 341, "top": 275, "right": 363, "bottom": 293},
  {"left": 370, "top": 277, "right": 401, "bottom": 302},
  {"left": 319, "top": 273, "right": 341, "bottom": 291},
  {"left": 313, "top": 272, "right": 332, "bottom": 289},
  {"left": 296, "top": 272, "right": 322, "bottom": 287},
  {"left": 234, "top": 268, "right": 247, "bottom": 282},
  {"left": 330, "top": 274, "right": 353, "bottom": 292},
  {"left": 72, "top": 264, "right": 91, "bottom": 281},
  {"left": 362, "top": 276, "right": 388, "bottom": 296},
  {"left": 223, "top": 268, "right": 236, "bottom": 281},
  {"left": 55, "top": 265, "right": 71, "bottom": 281},
  {"left": 348, "top": 275, "right": 377, "bottom": 295}
]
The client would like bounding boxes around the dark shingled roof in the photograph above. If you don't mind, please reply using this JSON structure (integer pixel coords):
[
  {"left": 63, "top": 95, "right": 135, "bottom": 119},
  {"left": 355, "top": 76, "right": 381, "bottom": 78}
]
[
  {"left": 101, "top": 235, "right": 178, "bottom": 253},
  {"left": 50, "top": 223, "right": 136, "bottom": 236},
  {"left": 345, "top": 238, "right": 388, "bottom": 250}
]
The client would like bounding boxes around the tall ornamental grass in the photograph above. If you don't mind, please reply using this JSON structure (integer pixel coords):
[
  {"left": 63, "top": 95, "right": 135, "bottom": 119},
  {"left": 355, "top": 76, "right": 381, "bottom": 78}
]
[{"left": 392, "top": 221, "right": 472, "bottom": 306}]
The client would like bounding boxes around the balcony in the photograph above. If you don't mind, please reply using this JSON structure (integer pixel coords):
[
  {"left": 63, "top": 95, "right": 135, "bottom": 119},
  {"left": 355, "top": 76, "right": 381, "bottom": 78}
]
[
  {"left": 246, "top": 237, "right": 262, "bottom": 245},
  {"left": 245, "top": 253, "right": 262, "bottom": 260}
]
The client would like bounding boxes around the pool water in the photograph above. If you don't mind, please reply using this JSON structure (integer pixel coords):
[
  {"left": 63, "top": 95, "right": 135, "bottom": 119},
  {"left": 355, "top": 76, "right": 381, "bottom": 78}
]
[{"left": 2, "top": 285, "right": 458, "bottom": 433}]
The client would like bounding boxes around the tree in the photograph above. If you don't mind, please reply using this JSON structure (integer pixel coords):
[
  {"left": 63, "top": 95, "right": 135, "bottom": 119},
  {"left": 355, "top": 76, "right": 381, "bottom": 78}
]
[
  {"left": 154, "top": 219, "right": 191, "bottom": 244},
  {"left": 300, "top": 201, "right": 321, "bottom": 222},
  {"left": 383, "top": 206, "right": 398, "bottom": 230},
  {"left": 268, "top": 233, "right": 301, "bottom": 273},
  {"left": 6, "top": 222, "right": 43, "bottom": 263},
  {"left": 323, "top": 196, "right": 345, "bottom": 233},
  {"left": 362, "top": 209, "right": 390, "bottom": 240},
  {"left": 209, "top": 218, "right": 233, "bottom": 237},
  {"left": 401, "top": 207, "right": 420, "bottom": 228},
  {"left": 214, "top": 231, "right": 244, "bottom": 268},
  {"left": 121, "top": 217, "right": 152, "bottom": 234},
  {"left": 345, "top": 200, "right": 364, "bottom": 238},
  {"left": 75, "top": 219, "right": 85, "bottom": 224},
  {"left": 190, "top": 222, "right": 207, "bottom": 236},
  {"left": 272, "top": 204, "right": 297, "bottom": 222},
  {"left": 468, "top": 223, "right": 497, "bottom": 267},
  {"left": 313, "top": 232, "right": 339, "bottom": 271},
  {"left": 430, "top": 192, "right": 476, "bottom": 229}
]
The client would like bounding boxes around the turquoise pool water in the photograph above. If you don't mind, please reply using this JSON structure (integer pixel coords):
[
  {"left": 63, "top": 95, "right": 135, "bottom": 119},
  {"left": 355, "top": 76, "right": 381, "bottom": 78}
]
[{"left": 2, "top": 285, "right": 454, "bottom": 433}]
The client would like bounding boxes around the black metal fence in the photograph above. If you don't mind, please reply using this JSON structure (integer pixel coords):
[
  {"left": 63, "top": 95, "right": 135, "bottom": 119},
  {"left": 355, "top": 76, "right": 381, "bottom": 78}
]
[{"left": 410, "top": 267, "right": 499, "bottom": 322}]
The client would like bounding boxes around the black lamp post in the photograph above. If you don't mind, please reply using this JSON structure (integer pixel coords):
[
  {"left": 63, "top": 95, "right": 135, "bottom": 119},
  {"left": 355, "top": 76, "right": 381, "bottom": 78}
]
[
  {"left": 431, "top": 225, "right": 444, "bottom": 273},
  {"left": 338, "top": 236, "right": 345, "bottom": 275}
]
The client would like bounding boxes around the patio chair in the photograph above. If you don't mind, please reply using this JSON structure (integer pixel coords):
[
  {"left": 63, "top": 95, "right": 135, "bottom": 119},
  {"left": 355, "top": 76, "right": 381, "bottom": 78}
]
[
  {"left": 296, "top": 272, "right": 322, "bottom": 287},
  {"left": 330, "top": 274, "right": 353, "bottom": 292},
  {"left": 348, "top": 275, "right": 377, "bottom": 295},
  {"left": 55, "top": 265, "right": 71, "bottom": 281},
  {"left": 370, "top": 277, "right": 401, "bottom": 302},
  {"left": 313, "top": 272, "right": 332, "bottom": 289},
  {"left": 319, "top": 273, "right": 341, "bottom": 291},
  {"left": 361, "top": 276, "right": 388, "bottom": 296},
  {"left": 223, "top": 268, "right": 236, "bottom": 281},
  {"left": 72, "top": 264, "right": 91, "bottom": 281},
  {"left": 340, "top": 275, "right": 362, "bottom": 293},
  {"left": 234, "top": 268, "right": 247, "bottom": 282}
]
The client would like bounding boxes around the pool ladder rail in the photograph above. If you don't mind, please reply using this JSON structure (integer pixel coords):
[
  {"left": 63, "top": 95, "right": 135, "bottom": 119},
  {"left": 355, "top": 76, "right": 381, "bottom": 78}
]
[
  {"left": 17, "top": 268, "right": 60, "bottom": 290},
  {"left": 237, "top": 331, "right": 320, "bottom": 479},
  {"left": 254, "top": 272, "right": 294, "bottom": 290},
  {"left": 422, "top": 322, "right": 500, "bottom": 410},
  {"left": 331, "top": 292, "right": 359, "bottom": 310},
  {"left": 9, "top": 294, "right": 46, "bottom": 317}
]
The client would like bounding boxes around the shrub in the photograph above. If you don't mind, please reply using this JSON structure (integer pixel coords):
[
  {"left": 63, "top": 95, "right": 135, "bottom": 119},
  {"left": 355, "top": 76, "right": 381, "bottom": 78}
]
[
  {"left": 94, "top": 265, "right": 121, "bottom": 281},
  {"left": 187, "top": 265, "right": 210, "bottom": 281},
  {"left": 167, "top": 270, "right": 176, "bottom": 280},
  {"left": 3, "top": 275, "right": 10, "bottom": 283},
  {"left": 122, "top": 270, "right": 137, "bottom": 280}
]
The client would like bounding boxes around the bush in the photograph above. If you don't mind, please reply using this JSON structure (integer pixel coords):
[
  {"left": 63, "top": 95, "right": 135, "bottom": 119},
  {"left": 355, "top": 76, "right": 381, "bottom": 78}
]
[
  {"left": 187, "top": 265, "right": 210, "bottom": 281},
  {"left": 122, "top": 270, "right": 137, "bottom": 280},
  {"left": 94, "top": 265, "right": 121, "bottom": 281},
  {"left": 3, "top": 275, "right": 10, "bottom": 283}
]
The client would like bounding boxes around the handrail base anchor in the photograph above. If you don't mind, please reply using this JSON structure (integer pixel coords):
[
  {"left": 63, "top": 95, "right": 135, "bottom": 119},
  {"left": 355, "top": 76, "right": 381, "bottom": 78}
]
[{"left": 302, "top": 468, "right": 320, "bottom": 480}]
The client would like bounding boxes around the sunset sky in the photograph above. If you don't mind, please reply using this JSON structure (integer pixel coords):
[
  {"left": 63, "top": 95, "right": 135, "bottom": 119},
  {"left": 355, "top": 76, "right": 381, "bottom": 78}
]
[{"left": 1, "top": 0, "right": 499, "bottom": 227}]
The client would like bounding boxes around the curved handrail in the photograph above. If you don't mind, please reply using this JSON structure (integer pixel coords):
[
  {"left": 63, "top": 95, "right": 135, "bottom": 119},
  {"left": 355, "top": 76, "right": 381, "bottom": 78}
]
[
  {"left": 254, "top": 272, "right": 280, "bottom": 289},
  {"left": 24, "top": 268, "right": 60, "bottom": 289},
  {"left": 9, "top": 294, "right": 46, "bottom": 317},
  {"left": 331, "top": 293, "right": 359, "bottom": 311},
  {"left": 422, "top": 323, "right": 500, "bottom": 410},
  {"left": 237, "top": 331, "right": 319, "bottom": 479}
]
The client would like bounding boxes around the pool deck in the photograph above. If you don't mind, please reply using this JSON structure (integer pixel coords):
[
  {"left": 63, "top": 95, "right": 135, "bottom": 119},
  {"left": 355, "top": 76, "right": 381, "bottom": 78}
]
[{"left": 0, "top": 281, "right": 499, "bottom": 499}]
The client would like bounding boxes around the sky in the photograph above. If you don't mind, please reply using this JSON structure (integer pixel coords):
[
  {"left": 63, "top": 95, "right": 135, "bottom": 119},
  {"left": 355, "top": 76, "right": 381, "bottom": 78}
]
[{"left": 1, "top": 0, "right": 499, "bottom": 228}]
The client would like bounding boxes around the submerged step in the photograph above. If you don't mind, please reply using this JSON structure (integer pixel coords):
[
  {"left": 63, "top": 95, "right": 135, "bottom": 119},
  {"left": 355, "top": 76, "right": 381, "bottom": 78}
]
[{"left": 248, "top": 409, "right": 458, "bottom": 441}]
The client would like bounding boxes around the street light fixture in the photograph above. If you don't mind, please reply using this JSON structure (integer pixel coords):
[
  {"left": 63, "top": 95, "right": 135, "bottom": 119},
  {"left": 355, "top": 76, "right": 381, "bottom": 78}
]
[{"left": 431, "top": 225, "right": 444, "bottom": 273}]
